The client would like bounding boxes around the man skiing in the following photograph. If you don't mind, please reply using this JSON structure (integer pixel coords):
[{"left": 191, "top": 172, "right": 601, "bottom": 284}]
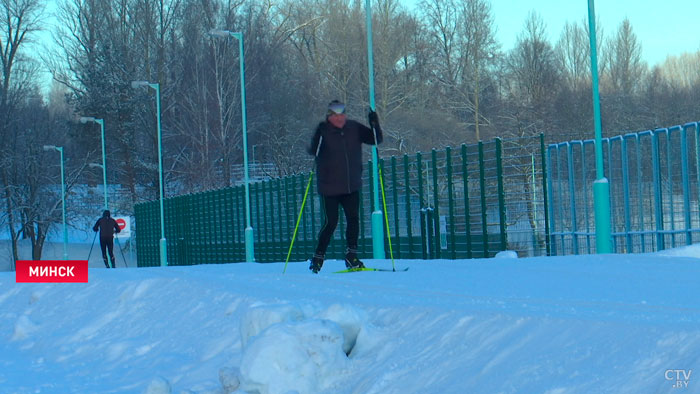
[
  {"left": 93, "top": 210, "right": 121, "bottom": 268},
  {"left": 307, "top": 100, "right": 383, "bottom": 273}
]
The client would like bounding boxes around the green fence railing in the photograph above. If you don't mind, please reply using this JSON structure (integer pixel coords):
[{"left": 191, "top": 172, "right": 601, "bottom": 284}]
[{"left": 136, "top": 136, "right": 551, "bottom": 266}]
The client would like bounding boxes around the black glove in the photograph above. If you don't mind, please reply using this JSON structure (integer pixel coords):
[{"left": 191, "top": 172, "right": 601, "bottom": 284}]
[{"left": 368, "top": 110, "right": 379, "bottom": 128}]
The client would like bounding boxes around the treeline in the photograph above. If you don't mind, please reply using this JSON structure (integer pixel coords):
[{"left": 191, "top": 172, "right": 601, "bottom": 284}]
[{"left": 1, "top": 0, "right": 699, "bottom": 260}]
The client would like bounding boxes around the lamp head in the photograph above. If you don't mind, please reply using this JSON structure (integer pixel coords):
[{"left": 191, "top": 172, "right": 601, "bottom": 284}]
[
  {"left": 131, "top": 80, "right": 150, "bottom": 89},
  {"left": 43, "top": 145, "right": 57, "bottom": 151},
  {"left": 208, "top": 29, "right": 232, "bottom": 38}
]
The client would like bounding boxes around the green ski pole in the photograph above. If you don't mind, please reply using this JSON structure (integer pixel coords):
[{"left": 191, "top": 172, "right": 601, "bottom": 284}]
[
  {"left": 369, "top": 111, "right": 396, "bottom": 270},
  {"left": 378, "top": 165, "right": 396, "bottom": 271},
  {"left": 283, "top": 136, "right": 322, "bottom": 274}
]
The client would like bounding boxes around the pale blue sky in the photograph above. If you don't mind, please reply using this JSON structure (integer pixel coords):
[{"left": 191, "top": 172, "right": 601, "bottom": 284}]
[{"left": 405, "top": 0, "right": 700, "bottom": 67}]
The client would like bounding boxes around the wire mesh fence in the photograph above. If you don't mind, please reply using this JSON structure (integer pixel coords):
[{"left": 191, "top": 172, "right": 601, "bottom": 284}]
[{"left": 135, "top": 135, "right": 551, "bottom": 266}]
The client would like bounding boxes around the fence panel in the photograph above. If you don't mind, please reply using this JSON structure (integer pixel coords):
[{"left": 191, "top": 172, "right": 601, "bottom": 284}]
[
  {"left": 135, "top": 136, "right": 550, "bottom": 266},
  {"left": 547, "top": 122, "right": 700, "bottom": 255}
]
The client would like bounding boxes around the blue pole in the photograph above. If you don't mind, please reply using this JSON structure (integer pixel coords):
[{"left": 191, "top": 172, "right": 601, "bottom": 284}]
[
  {"left": 207, "top": 30, "right": 255, "bottom": 262},
  {"left": 366, "top": 0, "right": 385, "bottom": 259},
  {"left": 587, "top": 0, "right": 612, "bottom": 253},
  {"left": 152, "top": 83, "right": 167, "bottom": 267},
  {"left": 234, "top": 32, "right": 255, "bottom": 263}
]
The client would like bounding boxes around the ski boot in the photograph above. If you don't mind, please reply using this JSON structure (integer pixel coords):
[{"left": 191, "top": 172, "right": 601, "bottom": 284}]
[
  {"left": 309, "top": 254, "right": 324, "bottom": 274},
  {"left": 344, "top": 248, "right": 365, "bottom": 269}
]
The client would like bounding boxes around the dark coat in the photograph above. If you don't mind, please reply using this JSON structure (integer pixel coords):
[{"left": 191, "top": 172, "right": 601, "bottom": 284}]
[
  {"left": 93, "top": 214, "right": 120, "bottom": 239},
  {"left": 308, "top": 118, "right": 383, "bottom": 196}
]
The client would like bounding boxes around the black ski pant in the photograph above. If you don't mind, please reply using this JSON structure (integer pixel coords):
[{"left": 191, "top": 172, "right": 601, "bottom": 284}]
[
  {"left": 315, "top": 191, "right": 360, "bottom": 256},
  {"left": 100, "top": 236, "right": 116, "bottom": 268}
]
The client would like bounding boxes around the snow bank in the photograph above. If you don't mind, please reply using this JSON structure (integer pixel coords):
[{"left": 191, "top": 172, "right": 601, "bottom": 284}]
[
  {"left": 2, "top": 255, "right": 700, "bottom": 393},
  {"left": 238, "top": 303, "right": 369, "bottom": 394}
]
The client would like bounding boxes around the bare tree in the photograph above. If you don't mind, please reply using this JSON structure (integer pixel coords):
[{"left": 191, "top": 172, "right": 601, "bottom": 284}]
[
  {"left": 0, "top": 0, "right": 45, "bottom": 264},
  {"left": 556, "top": 20, "right": 589, "bottom": 93},
  {"left": 503, "top": 11, "right": 560, "bottom": 138},
  {"left": 459, "top": 0, "right": 498, "bottom": 141},
  {"left": 658, "top": 51, "right": 700, "bottom": 90},
  {"left": 599, "top": 18, "right": 647, "bottom": 131},
  {"left": 603, "top": 18, "right": 645, "bottom": 96}
]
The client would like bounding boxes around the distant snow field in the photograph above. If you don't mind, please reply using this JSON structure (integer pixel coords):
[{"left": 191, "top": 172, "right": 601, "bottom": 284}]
[{"left": 1, "top": 244, "right": 700, "bottom": 393}]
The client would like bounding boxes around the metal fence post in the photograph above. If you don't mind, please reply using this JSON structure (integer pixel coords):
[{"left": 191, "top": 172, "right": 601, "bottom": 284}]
[
  {"left": 431, "top": 149, "right": 441, "bottom": 258},
  {"left": 478, "top": 142, "right": 489, "bottom": 257},
  {"left": 651, "top": 130, "right": 665, "bottom": 251},
  {"left": 665, "top": 128, "right": 677, "bottom": 248},
  {"left": 462, "top": 144, "right": 473, "bottom": 258},
  {"left": 566, "top": 143, "right": 579, "bottom": 254},
  {"left": 495, "top": 138, "right": 507, "bottom": 252},
  {"left": 681, "top": 124, "right": 692, "bottom": 245},
  {"left": 539, "top": 134, "right": 551, "bottom": 256},
  {"left": 404, "top": 154, "right": 414, "bottom": 258},
  {"left": 391, "top": 156, "right": 400, "bottom": 258},
  {"left": 620, "top": 137, "right": 632, "bottom": 252},
  {"left": 446, "top": 146, "right": 456, "bottom": 259}
]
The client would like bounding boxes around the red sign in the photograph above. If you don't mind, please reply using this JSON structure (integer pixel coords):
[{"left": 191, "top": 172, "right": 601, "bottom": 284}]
[
  {"left": 16, "top": 260, "right": 89, "bottom": 283},
  {"left": 116, "top": 218, "right": 127, "bottom": 230}
]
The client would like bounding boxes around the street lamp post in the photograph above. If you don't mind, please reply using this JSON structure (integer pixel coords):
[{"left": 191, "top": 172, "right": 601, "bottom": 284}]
[
  {"left": 44, "top": 145, "right": 68, "bottom": 260},
  {"left": 586, "top": 0, "right": 612, "bottom": 253},
  {"left": 365, "top": 0, "right": 385, "bottom": 259},
  {"left": 80, "top": 117, "right": 107, "bottom": 211},
  {"left": 132, "top": 80, "right": 167, "bottom": 266},
  {"left": 209, "top": 29, "right": 255, "bottom": 263}
]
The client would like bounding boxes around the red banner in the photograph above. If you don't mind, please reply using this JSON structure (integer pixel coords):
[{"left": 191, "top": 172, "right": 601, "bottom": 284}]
[{"left": 16, "top": 260, "right": 89, "bottom": 283}]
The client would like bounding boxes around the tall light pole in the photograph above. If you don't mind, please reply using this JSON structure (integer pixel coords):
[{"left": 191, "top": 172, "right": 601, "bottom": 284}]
[
  {"left": 586, "top": 0, "right": 612, "bottom": 253},
  {"left": 80, "top": 117, "right": 108, "bottom": 211},
  {"left": 132, "top": 80, "right": 168, "bottom": 266},
  {"left": 208, "top": 29, "right": 255, "bottom": 263},
  {"left": 44, "top": 145, "right": 68, "bottom": 260},
  {"left": 365, "top": 0, "right": 385, "bottom": 259}
]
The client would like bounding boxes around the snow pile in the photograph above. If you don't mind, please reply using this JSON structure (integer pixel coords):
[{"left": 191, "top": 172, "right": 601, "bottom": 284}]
[
  {"left": 238, "top": 303, "right": 367, "bottom": 393},
  {"left": 655, "top": 243, "right": 700, "bottom": 258},
  {"left": 495, "top": 250, "right": 518, "bottom": 259}
]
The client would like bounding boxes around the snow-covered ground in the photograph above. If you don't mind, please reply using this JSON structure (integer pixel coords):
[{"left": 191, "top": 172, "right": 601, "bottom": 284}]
[{"left": 1, "top": 245, "right": 700, "bottom": 393}]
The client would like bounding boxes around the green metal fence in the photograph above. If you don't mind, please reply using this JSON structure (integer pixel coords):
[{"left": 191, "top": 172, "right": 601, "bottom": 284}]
[
  {"left": 135, "top": 136, "right": 551, "bottom": 266},
  {"left": 546, "top": 121, "right": 700, "bottom": 254}
]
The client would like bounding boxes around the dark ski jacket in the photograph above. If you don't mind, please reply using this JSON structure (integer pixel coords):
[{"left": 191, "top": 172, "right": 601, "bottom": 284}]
[
  {"left": 93, "top": 213, "right": 120, "bottom": 239},
  {"left": 308, "top": 119, "right": 383, "bottom": 196}
]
